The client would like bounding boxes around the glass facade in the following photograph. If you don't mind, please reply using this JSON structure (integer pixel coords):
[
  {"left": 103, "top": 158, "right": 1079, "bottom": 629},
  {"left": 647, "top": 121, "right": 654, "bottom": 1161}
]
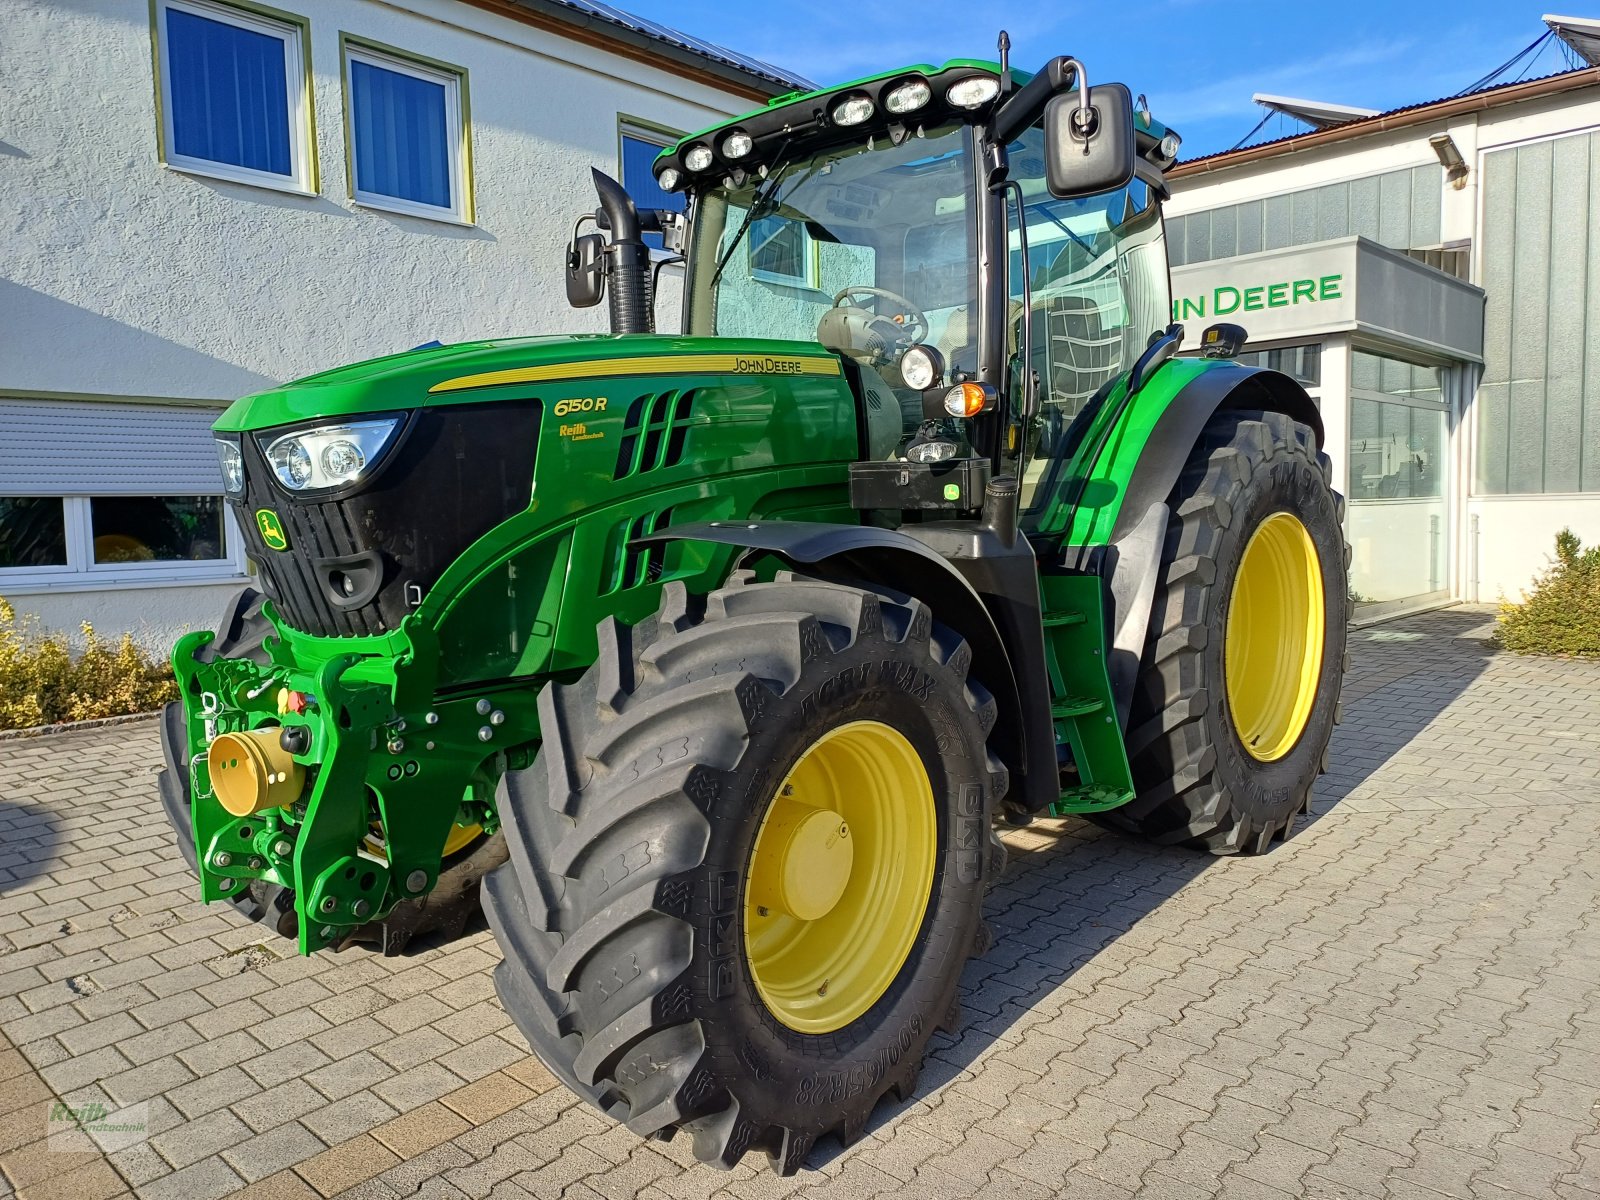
[
  {"left": 1475, "top": 129, "right": 1600, "bottom": 495},
  {"left": 1348, "top": 350, "right": 1450, "bottom": 606},
  {"left": 1167, "top": 165, "right": 1442, "bottom": 267}
]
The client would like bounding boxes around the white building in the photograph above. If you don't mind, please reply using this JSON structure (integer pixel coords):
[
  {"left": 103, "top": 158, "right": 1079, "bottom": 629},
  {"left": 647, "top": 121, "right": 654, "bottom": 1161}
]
[
  {"left": 1, "top": 0, "right": 804, "bottom": 647},
  {"left": 1166, "top": 27, "right": 1600, "bottom": 616}
]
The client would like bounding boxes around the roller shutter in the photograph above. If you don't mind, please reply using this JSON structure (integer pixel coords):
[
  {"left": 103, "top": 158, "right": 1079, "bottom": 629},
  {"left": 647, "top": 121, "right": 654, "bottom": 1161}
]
[{"left": 0, "top": 399, "right": 227, "bottom": 495}]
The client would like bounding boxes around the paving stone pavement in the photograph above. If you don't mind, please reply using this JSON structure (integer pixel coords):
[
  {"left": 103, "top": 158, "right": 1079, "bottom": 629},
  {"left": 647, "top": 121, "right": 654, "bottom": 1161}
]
[{"left": 1, "top": 606, "right": 1598, "bottom": 1200}]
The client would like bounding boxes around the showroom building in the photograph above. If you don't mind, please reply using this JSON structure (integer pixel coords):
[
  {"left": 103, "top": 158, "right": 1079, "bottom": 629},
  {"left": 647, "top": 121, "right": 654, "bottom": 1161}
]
[
  {"left": 1166, "top": 23, "right": 1600, "bottom": 615},
  {"left": 0, "top": 0, "right": 806, "bottom": 648}
]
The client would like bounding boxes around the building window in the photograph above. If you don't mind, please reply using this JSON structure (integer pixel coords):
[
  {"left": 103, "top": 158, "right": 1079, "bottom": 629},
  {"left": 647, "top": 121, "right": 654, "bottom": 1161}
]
[
  {"left": 750, "top": 216, "right": 817, "bottom": 288},
  {"left": 89, "top": 497, "right": 229, "bottom": 564},
  {"left": 0, "top": 398, "right": 246, "bottom": 589},
  {"left": 619, "top": 120, "right": 686, "bottom": 250},
  {"left": 154, "top": 0, "right": 314, "bottom": 192},
  {"left": 344, "top": 40, "right": 471, "bottom": 222},
  {"left": 0, "top": 499, "right": 69, "bottom": 570}
]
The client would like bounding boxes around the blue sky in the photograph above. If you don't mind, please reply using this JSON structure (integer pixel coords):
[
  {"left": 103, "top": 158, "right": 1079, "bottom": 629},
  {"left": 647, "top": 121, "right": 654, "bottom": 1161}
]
[{"left": 621, "top": 2, "right": 1589, "bottom": 158}]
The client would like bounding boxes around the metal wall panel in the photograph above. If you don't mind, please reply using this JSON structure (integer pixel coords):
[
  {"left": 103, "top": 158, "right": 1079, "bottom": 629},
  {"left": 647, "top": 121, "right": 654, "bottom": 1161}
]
[{"left": 0, "top": 399, "right": 226, "bottom": 495}]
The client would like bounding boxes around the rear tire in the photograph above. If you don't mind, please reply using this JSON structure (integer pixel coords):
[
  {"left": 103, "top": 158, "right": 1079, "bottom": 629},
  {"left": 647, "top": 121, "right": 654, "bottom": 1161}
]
[
  {"left": 484, "top": 573, "right": 1007, "bottom": 1172},
  {"left": 1106, "top": 409, "right": 1348, "bottom": 854}
]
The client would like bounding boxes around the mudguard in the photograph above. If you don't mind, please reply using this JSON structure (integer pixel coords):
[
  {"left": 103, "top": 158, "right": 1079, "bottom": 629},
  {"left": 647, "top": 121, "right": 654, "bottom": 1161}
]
[
  {"left": 1054, "top": 362, "right": 1324, "bottom": 723},
  {"left": 636, "top": 519, "right": 1059, "bottom": 814}
]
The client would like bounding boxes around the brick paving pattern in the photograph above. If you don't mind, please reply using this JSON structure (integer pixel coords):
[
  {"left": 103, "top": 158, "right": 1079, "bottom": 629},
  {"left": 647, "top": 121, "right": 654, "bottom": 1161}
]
[{"left": 1, "top": 606, "right": 1597, "bottom": 1199}]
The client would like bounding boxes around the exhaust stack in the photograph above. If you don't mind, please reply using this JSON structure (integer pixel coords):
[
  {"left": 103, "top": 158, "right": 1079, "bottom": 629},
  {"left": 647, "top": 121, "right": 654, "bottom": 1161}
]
[{"left": 591, "top": 168, "right": 654, "bottom": 335}]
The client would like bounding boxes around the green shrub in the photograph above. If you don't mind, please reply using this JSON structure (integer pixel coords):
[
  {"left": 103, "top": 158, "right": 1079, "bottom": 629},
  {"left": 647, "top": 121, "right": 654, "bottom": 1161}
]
[
  {"left": 0, "top": 598, "right": 178, "bottom": 730},
  {"left": 1497, "top": 529, "right": 1600, "bottom": 657}
]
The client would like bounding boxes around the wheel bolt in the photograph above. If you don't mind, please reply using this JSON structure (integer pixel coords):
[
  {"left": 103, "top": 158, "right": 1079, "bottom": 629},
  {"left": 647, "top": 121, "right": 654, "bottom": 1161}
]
[{"left": 212, "top": 852, "right": 232, "bottom": 868}]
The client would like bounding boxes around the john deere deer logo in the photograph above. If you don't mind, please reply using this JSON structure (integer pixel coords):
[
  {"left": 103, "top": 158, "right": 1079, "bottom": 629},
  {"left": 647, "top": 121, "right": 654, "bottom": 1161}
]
[{"left": 255, "top": 509, "right": 289, "bottom": 551}]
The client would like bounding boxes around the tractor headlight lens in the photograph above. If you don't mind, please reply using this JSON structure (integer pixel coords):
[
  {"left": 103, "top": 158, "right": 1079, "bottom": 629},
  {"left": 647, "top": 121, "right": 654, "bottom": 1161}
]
[
  {"left": 657, "top": 167, "right": 681, "bottom": 190},
  {"left": 721, "top": 131, "right": 753, "bottom": 159},
  {"left": 906, "top": 438, "right": 959, "bottom": 463},
  {"left": 947, "top": 77, "right": 1000, "bottom": 109},
  {"left": 683, "top": 144, "right": 713, "bottom": 171},
  {"left": 885, "top": 79, "right": 931, "bottom": 114},
  {"left": 1159, "top": 132, "right": 1182, "bottom": 159},
  {"left": 899, "top": 344, "right": 943, "bottom": 391},
  {"left": 262, "top": 418, "right": 401, "bottom": 492},
  {"left": 215, "top": 438, "right": 245, "bottom": 496},
  {"left": 831, "top": 93, "right": 875, "bottom": 126}
]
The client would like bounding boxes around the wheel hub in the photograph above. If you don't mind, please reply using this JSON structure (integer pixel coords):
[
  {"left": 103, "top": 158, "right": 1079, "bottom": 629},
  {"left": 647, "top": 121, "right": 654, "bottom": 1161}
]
[
  {"left": 744, "top": 720, "right": 937, "bottom": 1034},
  {"left": 748, "top": 804, "right": 853, "bottom": 921}
]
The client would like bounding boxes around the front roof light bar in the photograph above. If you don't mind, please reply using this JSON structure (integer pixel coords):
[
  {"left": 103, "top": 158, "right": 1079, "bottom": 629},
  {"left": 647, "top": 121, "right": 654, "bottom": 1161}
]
[{"left": 650, "top": 61, "right": 1005, "bottom": 192}]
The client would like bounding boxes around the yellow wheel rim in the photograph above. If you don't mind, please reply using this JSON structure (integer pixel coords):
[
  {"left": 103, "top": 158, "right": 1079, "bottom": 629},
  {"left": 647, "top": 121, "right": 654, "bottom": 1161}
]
[
  {"left": 1224, "top": 512, "right": 1326, "bottom": 762},
  {"left": 364, "top": 820, "right": 482, "bottom": 861},
  {"left": 744, "top": 720, "right": 937, "bottom": 1034}
]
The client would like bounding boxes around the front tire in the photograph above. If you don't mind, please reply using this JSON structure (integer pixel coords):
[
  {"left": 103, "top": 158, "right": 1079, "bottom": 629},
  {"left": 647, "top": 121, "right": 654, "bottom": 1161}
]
[
  {"left": 484, "top": 574, "right": 1007, "bottom": 1172},
  {"left": 1108, "top": 409, "right": 1348, "bottom": 854}
]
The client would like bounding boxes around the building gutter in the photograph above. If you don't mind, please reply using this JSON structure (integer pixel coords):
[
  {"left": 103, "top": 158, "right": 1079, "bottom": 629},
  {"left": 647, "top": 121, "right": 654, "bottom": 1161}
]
[
  {"left": 1171, "top": 67, "right": 1600, "bottom": 179},
  {"left": 461, "top": 0, "right": 798, "bottom": 103}
]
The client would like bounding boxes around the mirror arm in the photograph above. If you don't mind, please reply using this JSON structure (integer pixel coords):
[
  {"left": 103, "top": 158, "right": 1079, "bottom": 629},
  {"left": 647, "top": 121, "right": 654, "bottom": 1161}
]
[
  {"left": 1000, "top": 179, "right": 1037, "bottom": 480},
  {"left": 993, "top": 55, "right": 1082, "bottom": 145}
]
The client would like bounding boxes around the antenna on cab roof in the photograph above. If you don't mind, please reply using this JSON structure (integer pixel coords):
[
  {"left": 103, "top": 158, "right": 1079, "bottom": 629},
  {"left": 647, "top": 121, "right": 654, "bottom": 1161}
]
[{"left": 998, "top": 30, "right": 1012, "bottom": 94}]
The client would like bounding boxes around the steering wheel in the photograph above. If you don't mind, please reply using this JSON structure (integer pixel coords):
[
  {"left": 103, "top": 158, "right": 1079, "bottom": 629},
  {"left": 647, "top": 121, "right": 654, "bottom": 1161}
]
[{"left": 832, "top": 286, "right": 930, "bottom": 345}]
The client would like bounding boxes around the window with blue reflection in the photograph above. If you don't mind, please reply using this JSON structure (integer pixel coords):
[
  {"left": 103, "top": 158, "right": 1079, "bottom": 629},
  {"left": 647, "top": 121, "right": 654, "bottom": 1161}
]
[
  {"left": 164, "top": 6, "right": 293, "bottom": 177},
  {"left": 621, "top": 131, "right": 686, "bottom": 250},
  {"left": 349, "top": 57, "right": 454, "bottom": 211}
]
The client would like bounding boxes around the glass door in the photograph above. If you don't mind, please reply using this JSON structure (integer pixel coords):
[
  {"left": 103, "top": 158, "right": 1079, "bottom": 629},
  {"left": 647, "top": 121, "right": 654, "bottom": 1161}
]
[{"left": 1346, "top": 350, "right": 1450, "bottom": 613}]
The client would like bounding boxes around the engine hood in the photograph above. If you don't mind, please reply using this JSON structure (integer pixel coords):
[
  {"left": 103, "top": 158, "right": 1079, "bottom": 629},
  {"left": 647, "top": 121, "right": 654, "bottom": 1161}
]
[{"left": 213, "top": 333, "right": 842, "bottom": 432}]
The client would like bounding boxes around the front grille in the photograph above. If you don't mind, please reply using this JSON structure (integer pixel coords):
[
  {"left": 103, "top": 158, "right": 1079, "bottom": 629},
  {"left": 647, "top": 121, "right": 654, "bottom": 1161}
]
[{"left": 232, "top": 400, "right": 542, "bottom": 637}]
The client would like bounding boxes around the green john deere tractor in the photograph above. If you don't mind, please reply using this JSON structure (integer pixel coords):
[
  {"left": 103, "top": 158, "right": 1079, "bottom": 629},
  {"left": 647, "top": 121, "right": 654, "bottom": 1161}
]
[{"left": 161, "top": 47, "right": 1347, "bottom": 1173}]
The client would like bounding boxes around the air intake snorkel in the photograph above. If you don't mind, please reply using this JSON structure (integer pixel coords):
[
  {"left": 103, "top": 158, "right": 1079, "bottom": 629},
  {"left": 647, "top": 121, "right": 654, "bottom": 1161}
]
[{"left": 590, "top": 168, "right": 654, "bottom": 335}]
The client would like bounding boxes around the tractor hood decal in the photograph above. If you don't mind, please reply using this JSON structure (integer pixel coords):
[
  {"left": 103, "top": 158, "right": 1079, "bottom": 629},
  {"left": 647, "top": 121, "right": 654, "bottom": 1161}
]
[{"left": 429, "top": 352, "right": 840, "bottom": 394}]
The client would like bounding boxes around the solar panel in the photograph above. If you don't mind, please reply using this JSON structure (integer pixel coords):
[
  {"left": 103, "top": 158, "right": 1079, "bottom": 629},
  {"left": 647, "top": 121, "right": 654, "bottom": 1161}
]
[{"left": 538, "top": 0, "right": 816, "bottom": 91}]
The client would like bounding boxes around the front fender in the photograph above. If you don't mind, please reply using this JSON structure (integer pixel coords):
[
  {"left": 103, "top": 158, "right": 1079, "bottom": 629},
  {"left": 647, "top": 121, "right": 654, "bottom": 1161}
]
[{"left": 637, "top": 520, "right": 1056, "bottom": 813}]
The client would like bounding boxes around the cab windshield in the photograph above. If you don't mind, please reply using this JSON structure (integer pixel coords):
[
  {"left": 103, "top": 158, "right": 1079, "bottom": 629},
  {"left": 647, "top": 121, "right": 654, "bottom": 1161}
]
[{"left": 686, "top": 123, "right": 978, "bottom": 450}]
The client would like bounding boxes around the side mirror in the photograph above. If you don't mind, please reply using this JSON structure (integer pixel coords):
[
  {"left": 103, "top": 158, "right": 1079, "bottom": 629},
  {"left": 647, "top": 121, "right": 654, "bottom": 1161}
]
[
  {"left": 1043, "top": 82, "right": 1136, "bottom": 199},
  {"left": 565, "top": 232, "right": 605, "bottom": 308}
]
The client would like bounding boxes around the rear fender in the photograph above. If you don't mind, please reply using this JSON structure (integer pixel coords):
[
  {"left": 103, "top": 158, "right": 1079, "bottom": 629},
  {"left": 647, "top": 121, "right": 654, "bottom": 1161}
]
[
  {"left": 1059, "top": 363, "right": 1324, "bottom": 724},
  {"left": 637, "top": 520, "right": 1056, "bottom": 813}
]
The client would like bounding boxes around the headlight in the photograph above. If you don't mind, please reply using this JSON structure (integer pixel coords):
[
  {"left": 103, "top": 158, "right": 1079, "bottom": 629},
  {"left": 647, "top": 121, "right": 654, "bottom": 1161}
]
[
  {"left": 683, "top": 144, "right": 713, "bottom": 172},
  {"left": 1159, "top": 132, "right": 1182, "bottom": 159},
  {"left": 900, "top": 345, "right": 944, "bottom": 391},
  {"left": 885, "top": 79, "right": 931, "bottom": 114},
  {"left": 947, "top": 77, "right": 1000, "bottom": 109},
  {"left": 657, "top": 167, "right": 681, "bottom": 190},
  {"left": 262, "top": 418, "right": 401, "bottom": 492},
  {"left": 831, "top": 93, "right": 875, "bottom": 127},
  {"left": 215, "top": 437, "right": 245, "bottom": 496},
  {"left": 721, "top": 131, "right": 753, "bottom": 159},
  {"left": 906, "top": 438, "right": 959, "bottom": 463}
]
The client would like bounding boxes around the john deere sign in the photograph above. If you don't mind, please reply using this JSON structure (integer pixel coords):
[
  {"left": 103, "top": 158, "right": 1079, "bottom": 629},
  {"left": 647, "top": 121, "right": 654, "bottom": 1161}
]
[
  {"left": 1173, "top": 274, "right": 1343, "bottom": 321},
  {"left": 1170, "top": 240, "right": 1359, "bottom": 351},
  {"left": 1168, "top": 236, "right": 1487, "bottom": 361}
]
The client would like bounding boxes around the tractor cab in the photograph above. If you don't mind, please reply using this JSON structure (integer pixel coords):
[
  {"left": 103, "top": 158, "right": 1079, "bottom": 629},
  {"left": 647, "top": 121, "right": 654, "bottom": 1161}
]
[{"left": 571, "top": 57, "right": 1183, "bottom": 516}]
